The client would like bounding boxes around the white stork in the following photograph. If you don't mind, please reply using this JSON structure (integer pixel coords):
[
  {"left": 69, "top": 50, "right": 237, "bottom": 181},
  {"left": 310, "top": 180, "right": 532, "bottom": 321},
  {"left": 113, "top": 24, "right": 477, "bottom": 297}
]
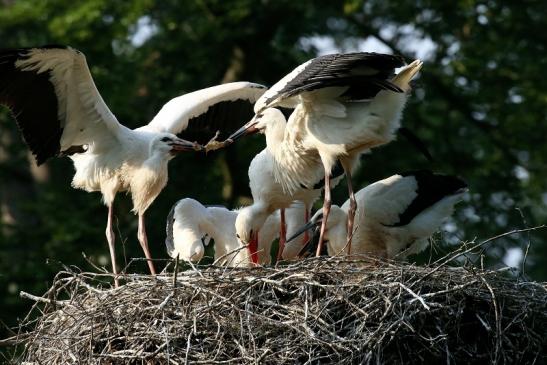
[
  {"left": 226, "top": 53, "right": 422, "bottom": 256},
  {"left": 234, "top": 147, "right": 344, "bottom": 263},
  {"left": 286, "top": 171, "right": 468, "bottom": 259},
  {"left": 165, "top": 198, "right": 306, "bottom": 266},
  {"left": 0, "top": 45, "right": 266, "bottom": 285}
]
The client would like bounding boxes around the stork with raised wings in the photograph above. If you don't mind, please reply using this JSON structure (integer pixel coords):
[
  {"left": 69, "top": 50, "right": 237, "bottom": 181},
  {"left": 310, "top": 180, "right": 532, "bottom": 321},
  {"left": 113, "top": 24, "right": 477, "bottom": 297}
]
[
  {"left": 0, "top": 45, "right": 266, "bottom": 286},
  {"left": 226, "top": 53, "right": 422, "bottom": 256},
  {"left": 286, "top": 171, "right": 468, "bottom": 259}
]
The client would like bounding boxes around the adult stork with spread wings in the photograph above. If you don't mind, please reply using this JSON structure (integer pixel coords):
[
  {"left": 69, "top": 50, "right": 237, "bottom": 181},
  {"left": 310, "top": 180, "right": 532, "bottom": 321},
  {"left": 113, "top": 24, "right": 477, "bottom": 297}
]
[{"left": 0, "top": 45, "right": 266, "bottom": 286}]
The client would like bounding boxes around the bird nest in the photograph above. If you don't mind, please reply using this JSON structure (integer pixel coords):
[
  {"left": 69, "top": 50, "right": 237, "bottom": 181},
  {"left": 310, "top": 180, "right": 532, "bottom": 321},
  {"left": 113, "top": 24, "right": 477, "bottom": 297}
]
[{"left": 9, "top": 255, "right": 547, "bottom": 364}]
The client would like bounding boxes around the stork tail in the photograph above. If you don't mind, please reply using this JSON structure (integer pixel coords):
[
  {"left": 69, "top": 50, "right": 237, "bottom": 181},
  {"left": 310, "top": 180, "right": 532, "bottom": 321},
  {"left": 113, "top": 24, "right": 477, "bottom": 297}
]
[{"left": 391, "top": 59, "right": 423, "bottom": 91}]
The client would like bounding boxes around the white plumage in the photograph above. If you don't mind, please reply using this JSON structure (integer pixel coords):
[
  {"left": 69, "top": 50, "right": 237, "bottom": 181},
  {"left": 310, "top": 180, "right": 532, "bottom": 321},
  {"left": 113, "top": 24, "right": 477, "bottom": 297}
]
[
  {"left": 226, "top": 53, "right": 423, "bottom": 256},
  {"left": 234, "top": 147, "right": 343, "bottom": 263},
  {"left": 0, "top": 46, "right": 266, "bottom": 285},
  {"left": 233, "top": 149, "right": 314, "bottom": 263},
  {"left": 166, "top": 198, "right": 306, "bottom": 266},
  {"left": 286, "top": 171, "right": 468, "bottom": 260}
]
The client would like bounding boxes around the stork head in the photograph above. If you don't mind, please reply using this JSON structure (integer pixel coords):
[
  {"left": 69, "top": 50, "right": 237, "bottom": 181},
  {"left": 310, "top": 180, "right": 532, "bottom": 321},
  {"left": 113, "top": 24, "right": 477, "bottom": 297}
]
[
  {"left": 235, "top": 205, "right": 270, "bottom": 264},
  {"left": 166, "top": 218, "right": 206, "bottom": 263},
  {"left": 151, "top": 133, "right": 201, "bottom": 159},
  {"left": 168, "top": 235, "right": 205, "bottom": 263},
  {"left": 165, "top": 198, "right": 208, "bottom": 263},
  {"left": 225, "top": 108, "right": 286, "bottom": 143}
]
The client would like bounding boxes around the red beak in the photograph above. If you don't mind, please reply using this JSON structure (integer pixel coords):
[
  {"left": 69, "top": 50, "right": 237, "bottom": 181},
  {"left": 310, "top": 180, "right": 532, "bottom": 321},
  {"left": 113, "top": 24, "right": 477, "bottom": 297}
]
[{"left": 247, "top": 231, "right": 259, "bottom": 265}]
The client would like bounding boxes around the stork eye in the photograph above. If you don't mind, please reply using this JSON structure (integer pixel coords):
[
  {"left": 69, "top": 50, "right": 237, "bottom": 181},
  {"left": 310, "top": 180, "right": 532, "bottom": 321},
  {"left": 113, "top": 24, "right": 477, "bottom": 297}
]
[
  {"left": 161, "top": 137, "right": 171, "bottom": 142},
  {"left": 236, "top": 234, "right": 240, "bottom": 239}
]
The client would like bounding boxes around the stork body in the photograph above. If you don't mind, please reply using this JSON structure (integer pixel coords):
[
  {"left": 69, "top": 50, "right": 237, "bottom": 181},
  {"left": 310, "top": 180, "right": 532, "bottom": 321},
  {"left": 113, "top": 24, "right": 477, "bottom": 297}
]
[
  {"left": 234, "top": 148, "right": 326, "bottom": 263},
  {"left": 227, "top": 53, "right": 422, "bottom": 256},
  {"left": 287, "top": 171, "right": 467, "bottom": 259},
  {"left": 0, "top": 46, "right": 266, "bottom": 285}
]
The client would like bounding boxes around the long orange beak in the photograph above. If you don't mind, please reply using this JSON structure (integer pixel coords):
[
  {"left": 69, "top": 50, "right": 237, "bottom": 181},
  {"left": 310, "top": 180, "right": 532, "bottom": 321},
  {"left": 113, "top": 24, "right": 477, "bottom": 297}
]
[{"left": 248, "top": 231, "right": 259, "bottom": 265}]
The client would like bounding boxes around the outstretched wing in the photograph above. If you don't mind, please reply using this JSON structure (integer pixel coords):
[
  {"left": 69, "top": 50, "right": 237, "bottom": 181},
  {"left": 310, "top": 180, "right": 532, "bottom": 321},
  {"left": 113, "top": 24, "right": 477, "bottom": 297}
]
[
  {"left": 255, "top": 52, "right": 405, "bottom": 112},
  {"left": 0, "top": 46, "right": 124, "bottom": 165},
  {"left": 143, "top": 82, "right": 267, "bottom": 144}
]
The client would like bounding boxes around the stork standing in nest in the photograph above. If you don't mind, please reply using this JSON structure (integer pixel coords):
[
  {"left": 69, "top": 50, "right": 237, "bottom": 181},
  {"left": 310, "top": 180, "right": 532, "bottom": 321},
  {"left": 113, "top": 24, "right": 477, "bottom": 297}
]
[
  {"left": 225, "top": 53, "right": 423, "bottom": 257},
  {"left": 0, "top": 45, "right": 266, "bottom": 286}
]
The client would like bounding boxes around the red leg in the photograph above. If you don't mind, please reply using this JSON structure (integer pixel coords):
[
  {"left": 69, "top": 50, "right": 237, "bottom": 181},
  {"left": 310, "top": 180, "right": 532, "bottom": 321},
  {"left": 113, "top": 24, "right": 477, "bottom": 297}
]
[
  {"left": 106, "top": 205, "right": 120, "bottom": 287},
  {"left": 138, "top": 214, "right": 157, "bottom": 275},
  {"left": 317, "top": 169, "right": 332, "bottom": 257}
]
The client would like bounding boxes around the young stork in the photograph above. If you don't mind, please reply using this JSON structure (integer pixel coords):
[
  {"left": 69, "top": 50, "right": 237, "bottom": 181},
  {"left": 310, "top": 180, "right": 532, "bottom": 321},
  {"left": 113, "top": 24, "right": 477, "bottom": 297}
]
[
  {"left": 226, "top": 53, "right": 422, "bottom": 256},
  {"left": 234, "top": 147, "right": 343, "bottom": 264},
  {"left": 165, "top": 198, "right": 306, "bottom": 266},
  {"left": 286, "top": 171, "right": 468, "bottom": 259},
  {"left": 0, "top": 45, "right": 266, "bottom": 285}
]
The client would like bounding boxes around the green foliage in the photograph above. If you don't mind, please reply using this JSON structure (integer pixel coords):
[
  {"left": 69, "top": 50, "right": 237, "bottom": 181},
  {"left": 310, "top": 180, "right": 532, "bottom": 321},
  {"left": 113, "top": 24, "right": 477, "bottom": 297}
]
[{"left": 0, "top": 0, "right": 545, "bottom": 350}]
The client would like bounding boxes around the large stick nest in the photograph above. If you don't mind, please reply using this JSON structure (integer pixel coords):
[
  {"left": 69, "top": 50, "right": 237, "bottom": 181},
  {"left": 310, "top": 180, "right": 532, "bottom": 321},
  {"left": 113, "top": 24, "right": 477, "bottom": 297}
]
[{"left": 12, "top": 256, "right": 547, "bottom": 364}]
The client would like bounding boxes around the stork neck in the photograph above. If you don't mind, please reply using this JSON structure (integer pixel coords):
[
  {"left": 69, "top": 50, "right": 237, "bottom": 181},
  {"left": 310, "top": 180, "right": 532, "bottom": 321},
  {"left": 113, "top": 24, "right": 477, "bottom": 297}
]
[{"left": 264, "top": 117, "right": 286, "bottom": 150}]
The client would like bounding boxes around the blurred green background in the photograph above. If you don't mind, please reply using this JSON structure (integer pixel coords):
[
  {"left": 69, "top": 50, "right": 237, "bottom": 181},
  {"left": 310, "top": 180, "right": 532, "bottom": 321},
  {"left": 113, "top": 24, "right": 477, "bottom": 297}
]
[{"left": 0, "top": 0, "right": 545, "bottom": 347}]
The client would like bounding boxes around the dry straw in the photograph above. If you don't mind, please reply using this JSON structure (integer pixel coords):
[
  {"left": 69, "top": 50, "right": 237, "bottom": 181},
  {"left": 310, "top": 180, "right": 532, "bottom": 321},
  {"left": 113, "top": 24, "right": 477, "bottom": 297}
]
[{"left": 9, "top": 245, "right": 546, "bottom": 364}]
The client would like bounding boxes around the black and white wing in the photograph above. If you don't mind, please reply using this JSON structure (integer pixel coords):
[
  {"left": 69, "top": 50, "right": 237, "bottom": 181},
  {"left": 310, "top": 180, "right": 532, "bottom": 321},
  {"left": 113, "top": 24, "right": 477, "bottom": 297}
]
[
  {"left": 0, "top": 46, "right": 124, "bottom": 165},
  {"left": 254, "top": 52, "right": 406, "bottom": 112},
  {"left": 381, "top": 171, "right": 468, "bottom": 227},
  {"left": 142, "top": 82, "right": 267, "bottom": 144}
]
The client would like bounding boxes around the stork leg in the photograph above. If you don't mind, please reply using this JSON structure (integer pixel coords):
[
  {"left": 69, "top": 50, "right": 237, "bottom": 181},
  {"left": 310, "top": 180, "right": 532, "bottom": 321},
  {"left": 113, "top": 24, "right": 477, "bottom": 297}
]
[
  {"left": 106, "top": 205, "right": 120, "bottom": 288},
  {"left": 343, "top": 166, "right": 357, "bottom": 255},
  {"left": 137, "top": 214, "right": 157, "bottom": 275},
  {"left": 277, "top": 208, "right": 287, "bottom": 262},
  {"left": 317, "top": 170, "right": 332, "bottom": 257}
]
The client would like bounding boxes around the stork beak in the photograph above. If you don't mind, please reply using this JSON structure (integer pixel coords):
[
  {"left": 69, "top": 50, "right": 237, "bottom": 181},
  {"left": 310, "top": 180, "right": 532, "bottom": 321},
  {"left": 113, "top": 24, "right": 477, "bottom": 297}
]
[
  {"left": 286, "top": 218, "right": 323, "bottom": 244},
  {"left": 224, "top": 117, "right": 259, "bottom": 144},
  {"left": 169, "top": 138, "right": 202, "bottom": 153}
]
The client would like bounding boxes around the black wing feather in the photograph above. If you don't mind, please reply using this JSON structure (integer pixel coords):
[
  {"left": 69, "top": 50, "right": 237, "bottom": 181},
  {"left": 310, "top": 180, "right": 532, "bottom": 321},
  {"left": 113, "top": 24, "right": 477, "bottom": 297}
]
[
  {"left": 0, "top": 46, "right": 67, "bottom": 165},
  {"left": 265, "top": 52, "right": 405, "bottom": 107},
  {"left": 388, "top": 170, "right": 467, "bottom": 227},
  {"left": 177, "top": 98, "right": 257, "bottom": 144}
]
